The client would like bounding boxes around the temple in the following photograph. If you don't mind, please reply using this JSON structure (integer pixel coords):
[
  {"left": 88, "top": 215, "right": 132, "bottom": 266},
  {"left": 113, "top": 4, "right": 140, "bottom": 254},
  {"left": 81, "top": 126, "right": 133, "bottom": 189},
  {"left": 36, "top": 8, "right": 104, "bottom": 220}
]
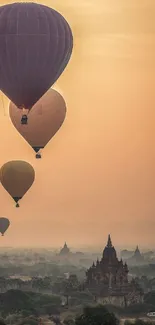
[
  {"left": 59, "top": 242, "right": 70, "bottom": 256},
  {"left": 85, "top": 235, "right": 143, "bottom": 306},
  {"left": 128, "top": 246, "right": 144, "bottom": 265}
]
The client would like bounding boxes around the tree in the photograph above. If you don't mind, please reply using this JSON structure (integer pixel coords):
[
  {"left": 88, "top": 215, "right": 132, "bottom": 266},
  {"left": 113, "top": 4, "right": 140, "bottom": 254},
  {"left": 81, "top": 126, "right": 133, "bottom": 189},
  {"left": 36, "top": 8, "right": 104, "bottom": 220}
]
[
  {"left": 0, "top": 289, "right": 62, "bottom": 316},
  {"left": 0, "top": 319, "right": 6, "bottom": 325},
  {"left": 144, "top": 291, "right": 155, "bottom": 306},
  {"left": 43, "top": 304, "right": 60, "bottom": 316},
  {"left": 68, "top": 275, "right": 79, "bottom": 289},
  {"left": 75, "top": 305, "right": 119, "bottom": 325},
  {"left": 0, "top": 290, "right": 33, "bottom": 315},
  {"left": 5, "top": 313, "right": 23, "bottom": 324},
  {"left": 77, "top": 291, "right": 93, "bottom": 299},
  {"left": 19, "top": 316, "right": 39, "bottom": 325},
  {"left": 123, "top": 303, "right": 153, "bottom": 316},
  {"left": 63, "top": 316, "right": 75, "bottom": 325},
  {"left": 50, "top": 316, "right": 62, "bottom": 325},
  {"left": 22, "top": 310, "right": 32, "bottom": 317},
  {"left": 33, "top": 293, "right": 61, "bottom": 307}
]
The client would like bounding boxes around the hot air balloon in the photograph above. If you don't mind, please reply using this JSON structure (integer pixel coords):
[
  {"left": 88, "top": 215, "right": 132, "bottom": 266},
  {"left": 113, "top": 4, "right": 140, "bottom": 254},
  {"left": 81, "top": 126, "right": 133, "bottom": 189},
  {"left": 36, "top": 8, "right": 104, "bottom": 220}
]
[
  {"left": 9, "top": 89, "right": 66, "bottom": 158},
  {"left": 0, "top": 3, "right": 73, "bottom": 123},
  {"left": 0, "top": 161, "right": 35, "bottom": 207},
  {"left": 0, "top": 217, "right": 10, "bottom": 236}
]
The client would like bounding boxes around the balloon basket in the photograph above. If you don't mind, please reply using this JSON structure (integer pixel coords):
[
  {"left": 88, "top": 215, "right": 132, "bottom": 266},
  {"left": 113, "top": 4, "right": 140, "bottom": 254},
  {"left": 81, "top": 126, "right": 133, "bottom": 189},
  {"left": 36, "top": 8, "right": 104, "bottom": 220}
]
[
  {"left": 16, "top": 203, "right": 20, "bottom": 208},
  {"left": 21, "top": 115, "right": 28, "bottom": 125},
  {"left": 36, "top": 153, "right": 42, "bottom": 159}
]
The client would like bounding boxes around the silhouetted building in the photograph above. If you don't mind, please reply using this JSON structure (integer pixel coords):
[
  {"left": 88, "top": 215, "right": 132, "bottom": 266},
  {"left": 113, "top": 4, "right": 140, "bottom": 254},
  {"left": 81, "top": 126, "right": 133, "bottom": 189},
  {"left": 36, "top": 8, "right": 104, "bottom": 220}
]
[
  {"left": 128, "top": 246, "right": 144, "bottom": 265},
  {"left": 59, "top": 242, "right": 70, "bottom": 256},
  {"left": 85, "top": 235, "right": 143, "bottom": 306},
  {"left": 134, "top": 246, "right": 143, "bottom": 260}
]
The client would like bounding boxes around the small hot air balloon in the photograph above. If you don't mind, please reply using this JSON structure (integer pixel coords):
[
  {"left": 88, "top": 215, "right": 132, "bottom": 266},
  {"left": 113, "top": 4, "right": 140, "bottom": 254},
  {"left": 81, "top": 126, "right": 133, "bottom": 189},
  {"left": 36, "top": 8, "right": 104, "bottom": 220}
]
[
  {"left": 0, "top": 161, "right": 35, "bottom": 207},
  {"left": 0, "top": 3, "right": 73, "bottom": 123},
  {"left": 0, "top": 217, "right": 10, "bottom": 236},
  {"left": 9, "top": 89, "right": 66, "bottom": 158}
]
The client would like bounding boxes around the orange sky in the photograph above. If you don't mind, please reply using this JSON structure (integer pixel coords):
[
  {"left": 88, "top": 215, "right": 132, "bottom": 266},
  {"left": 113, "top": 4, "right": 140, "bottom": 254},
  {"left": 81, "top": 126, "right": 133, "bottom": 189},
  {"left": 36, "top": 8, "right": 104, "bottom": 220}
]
[{"left": 0, "top": 0, "right": 155, "bottom": 249}]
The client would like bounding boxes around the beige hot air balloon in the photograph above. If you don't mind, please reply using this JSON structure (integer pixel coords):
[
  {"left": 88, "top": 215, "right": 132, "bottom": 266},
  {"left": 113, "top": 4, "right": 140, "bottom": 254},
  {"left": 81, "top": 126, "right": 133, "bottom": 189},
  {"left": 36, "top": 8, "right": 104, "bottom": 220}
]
[
  {"left": 0, "top": 217, "right": 10, "bottom": 236},
  {"left": 9, "top": 89, "right": 67, "bottom": 158},
  {"left": 0, "top": 161, "right": 35, "bottom": 207}
]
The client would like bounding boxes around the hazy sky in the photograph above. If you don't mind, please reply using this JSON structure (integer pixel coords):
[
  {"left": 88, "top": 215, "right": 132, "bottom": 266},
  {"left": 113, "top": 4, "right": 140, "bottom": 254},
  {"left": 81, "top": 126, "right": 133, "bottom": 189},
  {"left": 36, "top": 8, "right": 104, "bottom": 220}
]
[{"left": 0, "top": 0, "right": 155, "bottom": 249}]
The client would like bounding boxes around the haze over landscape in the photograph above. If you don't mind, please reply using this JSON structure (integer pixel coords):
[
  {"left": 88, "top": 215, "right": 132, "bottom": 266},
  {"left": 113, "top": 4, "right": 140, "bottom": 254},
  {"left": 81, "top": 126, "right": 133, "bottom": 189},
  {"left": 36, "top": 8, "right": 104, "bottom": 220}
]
[{"left": 0, "top": 0, "right": 155, "bottom": 248}]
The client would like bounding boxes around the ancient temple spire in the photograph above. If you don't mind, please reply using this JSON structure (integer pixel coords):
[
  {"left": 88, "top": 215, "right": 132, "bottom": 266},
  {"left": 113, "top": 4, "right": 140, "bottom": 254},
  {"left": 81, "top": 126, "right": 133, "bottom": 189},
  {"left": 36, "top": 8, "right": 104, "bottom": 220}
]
[
  {"left": 107, "top": 234, "right": 112, "bottom": 247},
  {"left": 134, "top": 245, "right": 141, "bottom": 255},
  {"left": 59, "top": 242, "right": 70, "bottom": 255}
]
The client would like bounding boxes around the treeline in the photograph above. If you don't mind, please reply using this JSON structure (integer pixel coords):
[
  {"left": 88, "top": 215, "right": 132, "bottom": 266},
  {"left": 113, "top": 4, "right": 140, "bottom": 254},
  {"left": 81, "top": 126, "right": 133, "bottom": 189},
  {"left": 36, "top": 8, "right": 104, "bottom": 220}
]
[
  {"left": 129, "top": 265, "right": 155, "bottom": 278},
  {"left": 0, "top": 295, "right": 155, "bottom": 325},
  {"left": 1, "top": 289, "right": 155, "bottom": 317},
  {"left": 61, "top": 305, "right": 155, "bottom": 325},
  {"left": 0, "top": 290, "right": 62, "bottom": 317},
  {"left": 0, "top": 263, "right": 86, "bottom": 279},
  {"left": 0, "top": 273, "right": 83, "bottom": 294}
]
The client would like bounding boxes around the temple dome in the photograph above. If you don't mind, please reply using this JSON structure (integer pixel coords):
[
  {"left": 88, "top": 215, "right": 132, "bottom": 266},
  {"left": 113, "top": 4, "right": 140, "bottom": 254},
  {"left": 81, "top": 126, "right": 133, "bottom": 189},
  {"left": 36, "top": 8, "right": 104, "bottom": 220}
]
[{"left": 102, "top": 234, "right": 117, "bottom": 261}]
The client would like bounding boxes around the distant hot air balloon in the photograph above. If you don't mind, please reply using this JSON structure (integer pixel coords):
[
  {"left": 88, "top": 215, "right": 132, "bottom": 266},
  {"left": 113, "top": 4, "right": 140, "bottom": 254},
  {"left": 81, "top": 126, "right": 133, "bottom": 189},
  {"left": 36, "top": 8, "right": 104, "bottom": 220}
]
[
  {"left": 0, "top": 3, "right": 73, "bottom": 123},
  {"left": 9, "top": 89, "right": 67, "bottom": 158},
  {"left": 0, "top": 217, "right": 10, "bottom": 236},
  {"left": 0, "top": 161, "right": 35, "bottom": 207}
]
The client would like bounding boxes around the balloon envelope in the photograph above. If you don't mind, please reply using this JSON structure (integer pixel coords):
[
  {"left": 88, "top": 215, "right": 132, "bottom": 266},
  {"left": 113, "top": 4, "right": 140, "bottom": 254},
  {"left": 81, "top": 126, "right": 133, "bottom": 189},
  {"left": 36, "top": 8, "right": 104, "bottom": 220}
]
[
  {"left": 0, "top": 3, "right": 73, "bottom": 109},
  {"left": 0, "top": 161, "right": 35, "bottom": 207},
  {"left": 0, "top": 217, "right": 10, "bottom": 235},
  {"left": 9, "top": 89, "right": 67, "bottom": 156}
]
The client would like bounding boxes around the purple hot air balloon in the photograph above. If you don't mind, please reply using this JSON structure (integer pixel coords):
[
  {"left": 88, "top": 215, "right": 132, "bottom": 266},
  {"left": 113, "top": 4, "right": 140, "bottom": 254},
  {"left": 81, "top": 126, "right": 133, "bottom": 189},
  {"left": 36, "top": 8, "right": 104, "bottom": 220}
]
[{"left": 0, "top": 2, "right": 73, "bottom": 122}]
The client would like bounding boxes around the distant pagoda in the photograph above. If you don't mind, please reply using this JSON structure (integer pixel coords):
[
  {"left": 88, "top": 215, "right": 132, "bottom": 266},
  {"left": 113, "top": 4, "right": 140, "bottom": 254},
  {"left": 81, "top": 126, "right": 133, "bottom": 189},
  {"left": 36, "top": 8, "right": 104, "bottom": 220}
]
[
  {"left": 59, "top": 242, "right": 70, "bottom": 255},
  {"left": 128, "top": 245, "right": 144, "bottom": 264}
]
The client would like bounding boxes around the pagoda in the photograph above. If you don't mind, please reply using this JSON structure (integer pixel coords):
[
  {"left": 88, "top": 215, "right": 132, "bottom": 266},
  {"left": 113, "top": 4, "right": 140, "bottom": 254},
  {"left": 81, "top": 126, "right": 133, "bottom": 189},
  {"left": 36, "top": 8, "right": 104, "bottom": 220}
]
[
  {"left": 85, "top": 235, "right": 143, "bottom": 306},
  {"left": 128, "top": 245, "right": 144, "bottom": 265},
  {"left": 59, "top": 242, "right": 70, "bottom": 256}
]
